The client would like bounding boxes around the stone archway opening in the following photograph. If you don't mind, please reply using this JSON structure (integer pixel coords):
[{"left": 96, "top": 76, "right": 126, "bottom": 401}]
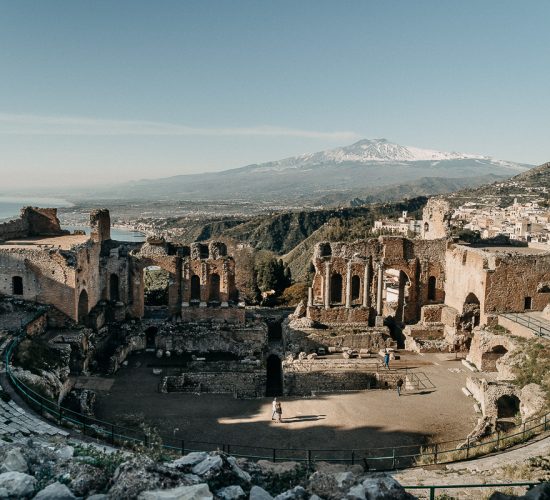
[
  {"left": 144, "top": 266, "right": 169, "bottom": 307},
  {"left": 330, "top": 273, "right": 343, "bottom": 304},
  {"left": 78, "top": 289, "right": 89, "bottom": 324},
  {"left": 351, "top": 275, "right": 361, "bottom": 302},
  {"left": 266, "top": 354, "right": 283, "bottom": 397},
  {"left": 209, "top": 273, "right": 221, "bottom": 304},
  {"left": 12, "top": 276, "right": 23, "bottom": 296},
  {"left": 110, "top": 273, "right": 120, "bottom": 302},
  {"left": 462, "top": 292, "right": 481, "bottom": 332},
  {"left": 497, "top": 394, "right": 520, "bottom": 419},
  {"left": 383, "top": 268, "right": 411, "bottom": 323},
  {"left": 190, "top": 275, "right": 201, "bottom": 304},
  {"left": 482, "top": 345, "right": 508, "bottom": 371},
  {"left": 428, "top": 276, "right": 437, "bottom": 301},
  {"left": 145, "top": 326, "right": 158, "bottom": 349}
]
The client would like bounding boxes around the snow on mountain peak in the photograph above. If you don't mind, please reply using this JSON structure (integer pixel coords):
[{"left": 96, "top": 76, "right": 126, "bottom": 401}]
[
  {"left": 319, "top": 138, "right": 484, "bottom": 163},
  {"left": 247, "top": 138, "right": 523, "bottom": 173}
]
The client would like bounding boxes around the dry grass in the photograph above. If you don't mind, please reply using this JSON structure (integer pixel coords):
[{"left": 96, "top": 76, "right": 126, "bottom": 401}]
[{"left": 414, "top": 425, "right": 541, "bottom": 466}]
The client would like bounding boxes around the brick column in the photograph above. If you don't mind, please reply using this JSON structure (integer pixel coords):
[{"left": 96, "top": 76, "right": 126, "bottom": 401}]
[
  {"left": 376, "top": 261, "right": 384, "bottom": 316},
  {"left": 345, "top": 261, "right": 352, "bottom": 308},
  {"left": 307, "top": 287, "right": 313, "bottom": 307},
  {"left": 324, "top": 262, "right": 331, "bottom": 309},
  {"left": 363, "top": 258, "right": 371, "bottom": 308}
]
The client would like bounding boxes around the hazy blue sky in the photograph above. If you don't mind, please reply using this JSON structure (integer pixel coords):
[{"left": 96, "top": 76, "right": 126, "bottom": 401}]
[{"left": 0, "top": 0, "right": 549, "bottom": 190}]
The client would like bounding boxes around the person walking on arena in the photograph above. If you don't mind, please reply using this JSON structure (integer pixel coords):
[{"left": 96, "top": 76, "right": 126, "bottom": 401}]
[
  {"left": 397, "top": 377, "right": 404, "bottom": 396},
  {"left": 271, "top": 398, "right": 278, "bottom": 420}
]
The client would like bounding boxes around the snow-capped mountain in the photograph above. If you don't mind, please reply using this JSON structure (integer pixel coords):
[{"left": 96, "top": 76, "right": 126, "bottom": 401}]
[
  {"left": 96, "top": 138, "right": 533, "bottom": 203},
  {"left": 247, "top": 138, "right": 525, "bottom": 173}
]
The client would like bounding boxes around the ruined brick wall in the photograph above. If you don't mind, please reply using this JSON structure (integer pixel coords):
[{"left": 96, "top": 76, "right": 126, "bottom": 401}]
[
  {"left": 0, "top": 248, "right": 78, "bottom": 319},
  {"left": 181, "top": 307, "right": 245, "bottom": 323},
  {"left": 484, "top": 253, "right": 550, "bottom": 315},
  {"left": 128, "top": 240, "right": 181, "bottom": 318},
  {"left": 24, "top": 207, "right": 64, "bottom": 236},
  {"left": 283, "top": 371, "right": 377, "bottom": 396},
  {"left": 466, "top": 377, "right": 521, "bottom": 419},
  {"left": 466, "top": 329, "right": 517, "bottom": 375},
  {"left": 444, "top": 245, "right": 488, "bottom": 321},
  {"left": 445, "top": 245, "right": 550, "bottom": 324},
  {"left": 421, "top": 198, "right": 452, "bottom": 240},
  {"left": 284, "top": 320, "right": 392, "bottom": 354},
  {"left": 90, "top": 209, "right": 111, "bottom": 243},
  {"left": 0, "top": 217, "right": 28, "bottom": 241},
  {"left": 307, "top": 236, "right": 446, "bottom": 325},
  {"left": 74, "top": 242, "right": 103, "bottom": 322},
  {"left": 164, "top": 371, "right": 265, "bottom": 397},
  {"left": 0, "top": 207, "right": 65, "bottom": 241},
  {"left": 156, "top": 322, "right": 267, "bottom": 357},
  {"left": 182, "top": 241, "right": 237, "bottom": 305},
  {"left": 128, "top": 239, "right": 239, "bottom": 320}
]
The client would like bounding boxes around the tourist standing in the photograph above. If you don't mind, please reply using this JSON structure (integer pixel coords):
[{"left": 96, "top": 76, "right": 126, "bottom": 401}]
[
  {"left": 275, "top": 399, "right": 283, "bottom": 423},
  {"left": 271, "top": 398, "right": 277, "bottom": 420},
  {"left": 397, "top": 378, "right": 404, "bottom": 396},
  {"left": 384, "top": 351, "right": 390, "bottom": 369}
]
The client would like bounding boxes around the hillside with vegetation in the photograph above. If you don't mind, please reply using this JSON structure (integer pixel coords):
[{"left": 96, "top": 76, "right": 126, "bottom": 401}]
[{"left": 445, "top": 161, "right": 550, "bottom": 207}]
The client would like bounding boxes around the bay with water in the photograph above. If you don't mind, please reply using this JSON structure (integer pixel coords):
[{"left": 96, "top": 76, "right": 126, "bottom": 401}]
[
  {"left": 0, "top": 196, "right": 73, "bottom": 221},
  {"left": 62, "top": 225, "right": 146, "bottom": 242}
]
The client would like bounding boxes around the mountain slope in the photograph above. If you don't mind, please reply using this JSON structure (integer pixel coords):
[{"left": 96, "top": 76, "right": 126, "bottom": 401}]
[
  {"left": 446, "top": 161, "right": 550, "bottom": 206},
  {"left": 94, "top": 139, "right": 532, "bottom": 203}
]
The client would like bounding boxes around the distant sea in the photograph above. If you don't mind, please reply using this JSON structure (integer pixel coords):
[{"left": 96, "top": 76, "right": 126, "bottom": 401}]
[
  {"left": 0, "top": 196, "right": 73, "bottom": 221},
  {"left": 0, "top": 197, "right": 145, "bottom": 242},
  {"left": 63, "top": 225, "right": 146, "bottom": 243}
]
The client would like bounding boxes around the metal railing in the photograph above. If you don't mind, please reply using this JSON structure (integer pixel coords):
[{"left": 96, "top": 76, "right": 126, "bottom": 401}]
[
  {"left": 4, "top": 334, "right": 550, "bottom": 470},
  {"left": 501, "top": 312, "right": 550, "bottom": 339},
  {"left": 404, "top": 482, "right": 541, "bottom": 500}
]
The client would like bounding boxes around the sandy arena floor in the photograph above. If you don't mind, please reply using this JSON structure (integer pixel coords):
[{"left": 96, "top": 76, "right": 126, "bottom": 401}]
[{"left": 92, "top": 351, "right": 477, "bottom": 457}]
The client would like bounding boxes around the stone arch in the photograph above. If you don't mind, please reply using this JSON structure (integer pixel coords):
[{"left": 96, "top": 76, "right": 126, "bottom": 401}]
[
  {"left": 462, "top": 292, "right": 481, "bottom": 330},
  {"left": 209, "top": 273, "right": 221, "bottom": 303},
  {"left": 190, "top": 275, "right": 201, "bottom": 303},
  {"left": 145, "top": 326, "right": 158, "bottom": 349},
  {"left": 144, "top": 266, "right": 169, "bottom": 307},
  {"left": 351, "top": 275, "right": 361, "bottom": 301},
  {"left": 497, "top": 394, "right": 520, "bottom": 419},
  {"left": 465, "top": 292, "right": 480, "bottom": 305},
  {"left": 330, "top": 273, "right": 343, "bottom": 304},
  {"left": 12, "top": 276, "right": 23, "bottom": 295},
  {"left": 78, "top": 289, "right": 89, "bottom": 324},
  {"left": 266, "top": 354, "right": 283, "bottom": 397},
  {"left": 428, "top": 276, "right": 437, "bottom": 301},
  {"left": 481, "top": 345, "right": 508, "bottom": 371},
  {"left": 383, "top": 267, "right": 411, "bottom": 323},
  {"left": 109, "top": 273, "right": 120, "bottom": 302}
]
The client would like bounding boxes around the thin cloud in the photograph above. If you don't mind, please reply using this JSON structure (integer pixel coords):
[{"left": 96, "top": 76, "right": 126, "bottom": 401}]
[{"left": 0, "top": 113, "right": 360, "bottom": 141}]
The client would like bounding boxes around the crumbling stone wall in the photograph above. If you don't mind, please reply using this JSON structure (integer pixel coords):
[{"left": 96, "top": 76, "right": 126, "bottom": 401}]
[
  {"left": 0, "top": 247, "right": 79, "bottom": 320},
  {"left": 0, "top": 207, "right": 65, "bottom": 242},
  {"left": 162, "top": 371, "right": 265, "bottom": 397},
  {"left": 155, "top": 321, "right": 267, "bottom": 357},
  {"left": 466, "top": 329, "right": 517, "bottom": 376},
  {"left": 466, "top": 377, "right": 522, "bottom": 420},
  {"left": 128, "top": 239, "right": 240, "bottom": 321},
  {"left": 90, "top": 209, "right": 111, "bottom": 243},
  {"left": 445, "top": 244, "right": 550, "bottom": 325},
  {"left": 307, "top": 236, "right": 446, "bottom": 326},
  {"left": 182, "top": 241, "right": 238, "bottom": 306},
  {"left": 421, "top": 198, "right": 452, "bottom": 240}
]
